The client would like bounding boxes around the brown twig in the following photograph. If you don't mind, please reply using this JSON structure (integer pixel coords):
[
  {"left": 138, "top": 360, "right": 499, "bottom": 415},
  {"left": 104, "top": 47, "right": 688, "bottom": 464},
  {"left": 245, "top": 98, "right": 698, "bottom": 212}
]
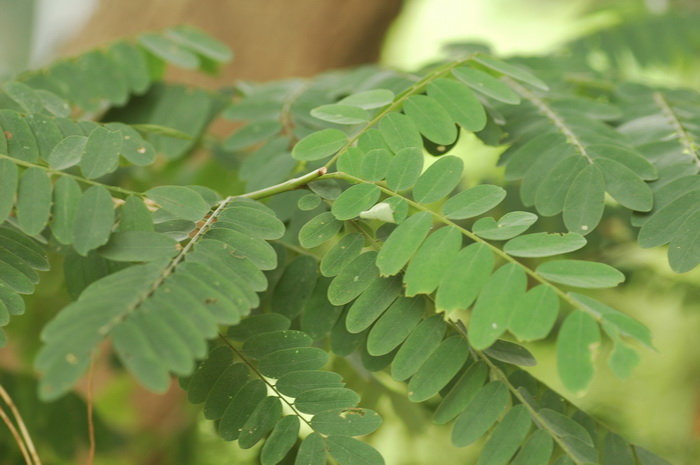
[{"left": 0, "top": 383, "right": 41, "bottom": 465}]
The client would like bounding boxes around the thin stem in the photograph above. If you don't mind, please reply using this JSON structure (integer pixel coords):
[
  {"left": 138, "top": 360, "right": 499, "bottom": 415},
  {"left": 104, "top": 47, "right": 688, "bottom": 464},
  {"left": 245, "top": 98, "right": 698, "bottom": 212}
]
[
  {"left": 506, "top": 78, "right": 593, "bottom": 163},
  {"left": 86, "top": 353, "right": 97, "bottom": 465},
  {"left": 653, "top": 91, "right": 700, "bottom": 167},
  {"left": 239, "top": 167, "right": 328, "bottom": 201},
  {"left": 0, "top": 383, "right": 41, "bottom": 465},
  {"left": 0, "top": 403, "right": 33, "bottom": 465}
]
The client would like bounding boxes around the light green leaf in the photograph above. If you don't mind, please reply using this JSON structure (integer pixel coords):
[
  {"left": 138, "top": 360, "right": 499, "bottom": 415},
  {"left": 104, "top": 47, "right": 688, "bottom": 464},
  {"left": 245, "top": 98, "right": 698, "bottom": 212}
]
[
  {"left": 472, "top": 212, "right": 538, "bottom": 241},
  {"left": 223, "top": 121, "right": 282, "bottom": 151},
  {"left": 391, "top": 314, "right": 446, "bottom": 381},
  {"left": 311, "top": 104, "right": 369, "bottom": 125},
  {"left": 48, "top": 135, "right": 88, "bottom": 170},
  {"left": 294, "top": 433, "right": 326, "bottom": 465},
  {"left": 361, "top": 148, "right": 392, "bottom": 182},
  {"left": 403, "top": 226, "right": 462, "bottom": 296},
  {"left": 109, "top": 41, "right": 150, "bottom": 94},
  {"left": 503, "top": 232, "right": 587, "bottom": 257},
  {"left": 16, "top": 167, "right": 52, "bottom": 236},
  {"left": 338, "top": 89, "right": 394, "bottom": 109},
  {"left": 469, "top": 263, "right": 527, "bottom": 350},
  {"left": 407, "top": 336, "right": 469, "bottom": 402},
  {"left": 367, "top": 297, "right": 424, "bottom": 356},
  {"left": 668, "top": 210, "right": 700, "bottom": 273},
  {"left": 165, "top": 25, "right": 233, "bottom": 62},
  {"left": 298, "top": 193, "right": 322, "bottom": 211},
  {"left": 404, "top": 95, "right": 457, "bottom": 145},
  {"left": 511, "top": 430, "right": 554, "bottom": 465},
  {"left": 346, "top": 276, "right": 402, "bottom": 333},
  {"left": 260, "top": 416, "right": 300, "bottom": 465},
  {"left": 0, "top": 109, "right": 39, "bottom": 162},
  {"left": 139, "top": 33, "right": 200, "bottom": 68},
  {"left": 412, "top": 156, "right": 464, "bottom": 204},
  {"left": 536, "top": 260, "right": 624, "bottom": 288},
  {"left": 292, "top": 128, "right": 347, "bottom": 161},
  {"left": 299, "top": 212, "right": 343, "bottom": 249},
  {"left": 308, "top": 179, "right": 341, "bottom": 201},
  {"left": 36, "top": 89, "right": 70, "bottom": 117},
  {"left": 204, "top": 228, "right": 277, "bottom": 270},
  {"left": 326, "top": 435, "right": 385, "bottom": 465},
  {"left": 130, "top": 123, "right": 193, "bottom": 140},
  {"left": 436, "top": 243, "right": 494, "bottom": 312},
  {"left": 595, "top": 158, "right": 653, "bottom": 212},
  {"left": 433, "top": 361, "right": 488, "bottom": 424},
  {"left": 603, "top": 323, "right": 640, "bottom": 380},
  {"left": 563, "top": 163, "right": 606, "bottom": 235},
  {"left": 80, "top": 127, "right": 123, "bottom": 179},
  {"left": 337, "top": 146, "right": 365, "bottom": 177},
  {"left": 451, "top": 381, "right": 509, "bottom": 447},
  {"left": 442, "top": 185, "right": 506, "bottom": 219},
  {"left": 0, "top": 159, "right": 18, "bottom": 224},
  {"left": 472, "top": 55, "right": 549, "bottom": 90},
  {"left": 386, "top": 147, "right": 423, "bottom": 192},
  {"left": 331, "top": 183, "right": 381, "bottom": 220},
  {"left": 327, "top": 251, "right": 379, "bottom": 305},
  {"left": 427, "top": 78, "right": 486, "bottom": 131},
  {"left": 146, "top": 186, "right": 210, "bottom": 222},
  {"left": 97, "top": 231, "right": 177, "bottom": 262},
  {"left": 376, "top": 211, "right": 433, "bottom": 276},
  {"left": 3, "top": 81, "right": 44, "bottom": 113},
  {"left": 219, "top": 198, "right": 285, "bottom": 240},
  {"left": 556, "top": 311, "right": 600, "bottom": 394},
  {"left": 379, "top": 112, "right": 422, "bottom": 153},
  {"left": 452, "top": 66, "right": 520, "bottom": 104},
  {"left": 483, "top": 339, "right": 537, "bottom": 366},
  {"left": 510, "top": 285, "right": 559, "bottom": 341},
  {"left": 320, "top": 233, "right": 365, "bottom": 277},
  {"left": 258, "top": 347, "right": 329, "bottom": 379},
  {"left": 312, "top": 409, "right": 382, "bottom": 437},
  {"left": 477, "top": 404, "right": 532, "bottom": 465},
  {"left": 295, "top": 387, "right": 360, "bottom": 415}
]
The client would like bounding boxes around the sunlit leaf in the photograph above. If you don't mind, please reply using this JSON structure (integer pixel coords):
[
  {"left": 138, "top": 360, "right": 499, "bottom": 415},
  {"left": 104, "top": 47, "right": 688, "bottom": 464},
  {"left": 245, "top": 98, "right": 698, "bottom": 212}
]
[
  {"left": 536, "top": 260, "right": 624, "bottom": 288},
  {"left": 386, "top": 147, "right": 424, "bottom": 192},
  {"left": 412, "top": 156, "right": 464, "bottom": 204},
  {"left": 292, "top": 128, "right": 348, "bottom": 161},
  {"left": 563, "top": 163, "right": 606, "bottom": 235},
  {"left": 503, "top": 232, "right": 587, "bottom": 257},
  {"left": 427, "top": 78, "right": 486, "bottom": 131},
  {"left": 442, "top": 185, "right": 506, "bottom": 220},
  {"left": 331, "top": 183, "right": 381, "bottom": 221},
  {"left": 403, "top": 226, "right": 462, "bottom": 296},
  {"left": 312, "top": 409, "right": 382, "bottom": 437},
  {"left": 452, "top": 66, "right": 520, "bottom": 104},
  {"left": 311, "top": 104, "right": 369, "bottom": 125},
  {"left": 404, "top": 95, "right": 457, "bottom": 145},
  {"left": 472, "top": 212, "right": 538, "bottom": 241},
  {"left": 376, "top": 211, "right": 433, "bottom": 276},
  {"left": 557, "top": 311, "right": 600, "bottom": 394},
  {"left": 510, "top": 285, "right": 559, "bottom": 342},
  {"left": 436, "top": 243, "right": 494, "bottom": 313}
]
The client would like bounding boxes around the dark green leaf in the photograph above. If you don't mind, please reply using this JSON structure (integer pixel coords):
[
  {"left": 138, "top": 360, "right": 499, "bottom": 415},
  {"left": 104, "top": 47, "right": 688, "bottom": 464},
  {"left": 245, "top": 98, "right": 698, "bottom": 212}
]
[
  {"left": 511, "top": 430, "right": 554, "bottom": 465},
  {"left": 638, "top": 189, "right": 700, "bottom": 248},
  {"left": 73, "top": 186, "right": 115, "bottom": 256},
  {"left": 595, "top": 158, "right": 653, "bottom": 211},
  {"left": 412, "top": 156, "right": 464, "bottom": 204},
  {"left": 242, "top": 330, "right": 313, "bottom": 360},
  {"left": 295, "top": 387, "right": 360, "bottom": 415},
  {"left": 391, "top": 314, "right": 446, "bottom": 381},
  {"left": 260, "top": 416, "right": 300, "bottom": 465},
  {"left": 346, "top": 276, "right": 402, "bottom": 333},
  {"left": 668, "top": 210, "right": 700, "bottom": 272},
  {"left": 563, "top": 163, "right": 606, "bottom": 235},
  {"left": 203, "top": 363, "right": 249, "bottom": 419},
  {"left": 258, "top": 347, "right": 329, "bottom": 378},
  {"left": 97, "top": 231, "right": 177, "bottom": 262},
  {"left": 292, "top": 128, "right": 348, "bottom": 161},
  {"left": 16, "top": 167, "right": 52, "bottom": 236},
  {"left": 433, "top": 361, "right": 488, "bottom": 424},
  {"left": 0, "top": 159, "right": 18, "bottom": 224},
  {"left": 535, "top": 156, "right": 588, "bottom": 216},
  {"left": 223, "top": 121, "right": 282, "bottom": 151},
  {"left": 320, "top": 233, "right": 365, "bottom": 277},
  {"left": 218, "top": 379, "right": 267, "bottom": 441},
  {"left": 294, "top": 433, "right": 326, "bottom": 465},
  {"left": 484, "top": 339, "right": 537, "bottom": 366},
  {"left": 367, "top": 297, "right": 424, "bottom": 356},
  {"left": 477, "top": 404, "right": 532, "bottom": 465},
  {"left": 408, "top": 336, "right": 469, "bottom": 402},
  {"left": 299, "top": 212, "right": 343, "bottom": 248},
  {"left": 238, "top": 396, "right": 283, "bottom": 449},
  {"left": 117, "top": 196, "right": 154, "bottom": 232},
  {"left": 146, "top": 186, "right": 210, "bottom": 222},
  {"left": 510, "top": 285, "right": 559, "bottom": 341},
  {"left": 326, "top": 435, "right": 385, "bottom": 465},
  {"left": 451, "top": 381, "right": 509, "bottom": 447},
  {"left": 227, "top": 313, "right": 290, "bottom": 341},
  {"left": 0, "top": 109, "right": 39, "bottom": 162},
  {"left": 275, "top": 370, "right": 344, "bottom": 398}
]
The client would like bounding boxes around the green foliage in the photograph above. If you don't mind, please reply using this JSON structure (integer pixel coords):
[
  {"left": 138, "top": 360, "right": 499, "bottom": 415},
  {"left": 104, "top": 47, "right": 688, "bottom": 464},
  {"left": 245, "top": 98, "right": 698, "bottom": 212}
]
[{"left": 0, "top": 15, "right": 695, "bottom": 465}]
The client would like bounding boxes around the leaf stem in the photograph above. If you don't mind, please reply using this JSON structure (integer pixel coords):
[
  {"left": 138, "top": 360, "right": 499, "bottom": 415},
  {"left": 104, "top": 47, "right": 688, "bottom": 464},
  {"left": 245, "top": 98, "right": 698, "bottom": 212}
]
[{"left": 653, "top": 91, "right": 700, "bottom": 167}]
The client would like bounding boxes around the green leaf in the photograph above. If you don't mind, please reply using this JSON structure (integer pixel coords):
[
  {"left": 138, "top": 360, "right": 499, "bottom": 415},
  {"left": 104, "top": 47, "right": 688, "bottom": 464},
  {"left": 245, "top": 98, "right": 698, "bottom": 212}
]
[
  {"left": 511, "top": 430, "right": 554, "bottom": 465},
  {"left": 379, "top": 112, "right": 422, "bottom": 153},
  {"left": 36, "top": 89, "right": 70, "bottom": 117},
  {"left": 272, "top": 256, "right": 318, "bottom": 319},
  {"left": 386, "top": 147, "right": 424, "bottom": 192},
  {"left": 638, "top": 189, "right": 700, "bottom": 248},
  {"left": 295, "top": 387, "right": 360, "bottom": 415},
  {"left": 298, "top": 193, "right": 322, "bottom": 211},
  {"left": 601, "top": 432, "right": 635, "bottom": 465},
  {"left": 338, "top": 89, "right": 394, "bottom": 109},
  {"left": 223, "top": 121, "right": 282, "bottom": 151},
  {"left": 299, "top": 212, "right": 343, "bottom": 249},
  {"left": 292, "top": 128, "right": 348, "bottom": 161},
  {"left": 260, "top": 416, "right": 300, "bottom": 465},
  {"left": 187, "top": 346, "right": 233, "bottom": 403},
  {"left": 337, "top": 146, "right": 365, "bottom": 177},
  {"left": 242, "top": 330, "right": 313, "bottom": 360},
  {"left": 472, "top": 55, "right": 549, "bottom": 90},
  {"left": 0, "top": 109, "right": 39, "bottom": 162},
  {"left": 557, "top": 311, "right": 600, "bottom": 394},
  {"left": 346, "top": 276, "right": 402, "bottom": 333},
  {"left": 227, "top": 314, "right": 290, "bottom": 341},
  {"left": 668, "top": 210, "right": 700, "bottom": 273},
  {"left": 16, "top": 167, "right": 52, "bottom": 236},
  {"left": 130, "top": 123, "right": 193, "bottom": 140},
  {"left": 311, "top": 104, "right": 369, "bottom": 125},
  {"left": 469, "top": 263, "right": 527, "bottom": 350},
  {"left": 510, "top": 285, "right": 559, "bottom": 341},
  {"left": 311, "top": 409, "right": 382, "bottom": 437},
  {"left": 634, "top": 446, "right": 673, "bottom": 465},
  {"left": 603, "top": 323, "right": 640, "bottom": 380},
  {"left": 326, "top": 435, "right": 385, "bottom": 465},
  {"left": 451, "top": 381, "right": 509, "bottom": 447},
  {"left": 595, "top": 158, "right": 653, "bottom": 211},
  {"left": 258, "top": 347, "right": 329, "bottom": 378},
  {"left": 535, "top": 156, "right": 588, "bottom": 216},
  {"left": 275, "top": 370, "right": 344, "bottom": 398},
  {"left": 239, "top": 396, "right": 283, "bottom": 449},
  {"left": 328, "top": 251, "right": 379, "bottom": 306},
  {"left": 0, "top": 159, "right": 18, "bottom": 224},
  {"left": 320, "top": 233, "right": 365, "bottom": 277},
  {"left": 165, "top": 25, "right": 233, "bottom": 62},
  {"left": 503, "top": 232, "right": 587, "bottom": 257},
  {"left": 391, "top": 314, "right": 446, "bottom": 381},
  {"left": 97, "top": 231, "right": 177, "bottom": 262},
  {"left": 109, "top": 41, "right": 150, "bottom": 94},
  {"left": 80, "top": 127, "right": 123, "bottom": 179},
  {"left": 452, "top": 66, "right": 520, "bottom": 104},
  {"left": 118, "top": 196, "right": 155, "bottom": 233},
  {"left": 412, "top": 156, "right": 464, "bottom": 204},
  {"left": 503, "top": 133, "right": 568, "bottom": 181},
  {"left": 436, "top": 243, "right": 494, "bottom": 312},
  {"left": 403, "top": 226, "right": 462, "bottom": 296},
  {"left": 472, "top": 212, "right": 538, "bottom": 241},
  {"left": 588, "top": 144, "right": 657, "bottom": 181},
  {"left": 477, "top": 404, "right": 532, "bottom": 465},
  {"left": 361, "top": 148, "right": 392, "bottom": 182},
  {"left": 483, "top": 339, "right": 537, "bottom": 366},
  {"left": 376, "top": 211, "right": 433, "bottom": 276},
  {"left": 72, "top": 186, "right": 115, "bottom": 256},
  {"left": 407, "top": 336, "right": 470, "bottom": 402},
  {"left": 218, "top": 379, "right": 267, "bottom": 440},
  {"left": 563, "top": 163, "right": 606, "bottom": 235},
  {"left": 538, "top": 408, "right": 594, "bottom": 447},
  {"left": 331, "top": 183, "right": 381, "bottom": 220},
  {"left": 433, "top": 361, "right": 488, "bottom": 424},
  {"left": 427, "top": 78, "right": 486, "bottom": 131},
  {"left": 367, "top": 297, "right": 424, "bottom": 356},
  {"left": 295, "top": 433, "right": 326, "bottom": 465},
  {"left": 536, "top": 260, "right": 624, "bottom": 288},
  {"left": 219, "top": 198, "right": 285, "bottom": 240},
  {"left": 146, "top": 186, "right": 210, "bottom": 222},
  {"left": 4, "top": 81, "right": 44, "bottom": 113},
  {"left": 442, "top": 185, "right": 506, "bottom": 220},
  {"left": 111, "top": 319, "right": 170, "bottom": 392},
  {"left": 48, "top": 135, "right": 88, "bottom": 170},
  {"left": 139, "top": 33, "right": 200, "bottom": 68},
  {"left": 404, "top": 95, "right": 457, "bottom": 145}
]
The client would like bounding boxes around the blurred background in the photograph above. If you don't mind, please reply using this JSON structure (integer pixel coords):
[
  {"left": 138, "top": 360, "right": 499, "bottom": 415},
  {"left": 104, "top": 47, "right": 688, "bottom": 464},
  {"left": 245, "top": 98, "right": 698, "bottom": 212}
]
[{"left": 1, "top": 0, "right": 699, "bottom": 464}]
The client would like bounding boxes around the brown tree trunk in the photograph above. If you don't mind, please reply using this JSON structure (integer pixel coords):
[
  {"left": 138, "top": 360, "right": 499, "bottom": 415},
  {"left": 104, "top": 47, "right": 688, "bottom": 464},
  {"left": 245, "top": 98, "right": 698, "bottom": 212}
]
[{"left": 62, "top": 0, "right": 404, "bottom": 86}]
